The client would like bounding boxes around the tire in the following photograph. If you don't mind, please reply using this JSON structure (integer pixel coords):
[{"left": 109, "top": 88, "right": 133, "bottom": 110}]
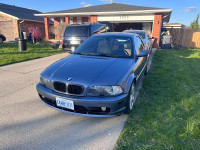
[
  {"left": 0, "top": 37, "right": 3, "bottom": 43},
  {"left": 125, "top": 82, "right": 136, "bottom": 114}
]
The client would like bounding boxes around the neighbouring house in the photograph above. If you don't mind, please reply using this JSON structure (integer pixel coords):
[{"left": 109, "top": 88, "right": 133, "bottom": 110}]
[
  {"left": 163, "top": 23, "right": 185, "bottom": 29},
  {"left": 0, "top": 3, "right": 48, "bottom": 41},
  {"left": 35, "top": 3, "right": 172, "bottom": 48}
]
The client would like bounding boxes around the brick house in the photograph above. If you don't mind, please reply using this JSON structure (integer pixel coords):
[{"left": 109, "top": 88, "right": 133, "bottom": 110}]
[
  {"left": 35, "top": 3, "right": 172, "bottom": 48},
  {"left": 0, "top": 3, "right": 48, "bottom": 41}
]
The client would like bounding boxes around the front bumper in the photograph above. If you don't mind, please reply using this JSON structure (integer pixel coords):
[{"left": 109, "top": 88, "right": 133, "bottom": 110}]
[{"left": 36, "top": 84, "right": 128, "bottom": 117}]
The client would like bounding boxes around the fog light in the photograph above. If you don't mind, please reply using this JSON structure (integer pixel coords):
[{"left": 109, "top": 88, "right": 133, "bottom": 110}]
[{"left": 101, "top": 107, "right": 106, "bottom": 111}]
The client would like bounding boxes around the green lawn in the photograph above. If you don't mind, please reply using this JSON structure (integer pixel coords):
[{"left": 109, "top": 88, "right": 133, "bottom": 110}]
[
  {"left": 0, "top": 42, "right": 63, "bottom": 66},
  {"left": 116, "top": 48, "right": 200, "bottom": 150}
]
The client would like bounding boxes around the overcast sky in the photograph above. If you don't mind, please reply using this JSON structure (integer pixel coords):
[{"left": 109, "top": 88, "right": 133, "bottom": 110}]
[{"left": 1, "top": 0, "right": 200, "bottom": 26}]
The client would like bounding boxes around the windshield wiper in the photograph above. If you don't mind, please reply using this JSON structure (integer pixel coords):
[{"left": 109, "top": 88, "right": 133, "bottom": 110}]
[
  {"left": 74, "top": 53, "right": 121, "bottom": 58},
  {"left": 88, "top": 53, "right": 121, "bottom": 58},
  {"left": 74, "top": 52, "right": 90, "bottom": 56}
]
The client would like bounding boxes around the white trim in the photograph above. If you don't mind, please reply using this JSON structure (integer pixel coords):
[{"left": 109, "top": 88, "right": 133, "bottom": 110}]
[
  {"left": 35, "top": 9, "right": 172, "bottom": 17},
  {"left": 0, "top": 11, "right": 19, "bottom": 20},
  {"left": 97, "top": 15, "right": 154, "bottom": 22}
]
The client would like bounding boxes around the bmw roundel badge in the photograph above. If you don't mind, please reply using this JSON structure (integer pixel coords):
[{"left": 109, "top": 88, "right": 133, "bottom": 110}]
[{"left": 67, "top": 77, "right": 72, "bottom": 81}]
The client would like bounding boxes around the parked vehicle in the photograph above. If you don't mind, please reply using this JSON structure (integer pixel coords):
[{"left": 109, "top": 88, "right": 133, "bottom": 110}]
[
  {"left": 62, "top": 24, "right": 110, "bottom": 52},
  {"left": 123, "top": 30, "right": 154, "bottom": 53},
  {"left": 36, "top": 33, "right": 148, "bottom": 117},
  {"left": 0, "top": 34, "right": 6, "bottom": 43}
]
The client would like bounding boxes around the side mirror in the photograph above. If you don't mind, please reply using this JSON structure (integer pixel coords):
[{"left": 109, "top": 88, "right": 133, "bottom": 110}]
[
  {"left": 137, "top": 50, "right": 149, "bottom": 57},
  {"left": 148, "top": 37, "right": 155, "bottom": 40}
]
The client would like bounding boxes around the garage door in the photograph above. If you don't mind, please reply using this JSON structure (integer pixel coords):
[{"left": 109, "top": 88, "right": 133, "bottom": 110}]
[{"left": 0, "top": 20, "right": 15, "bottom": 41}]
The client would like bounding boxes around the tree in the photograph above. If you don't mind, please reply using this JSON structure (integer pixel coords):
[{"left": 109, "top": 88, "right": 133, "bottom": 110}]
[
  {"left": 49, "top": 23, "right": 68, "bottom": 39},
  {"left": 27, "top": 27, "right": 42, "bottom": 43},
  {"left": 190, "top": 14, "right": 200, "bottom": 29}
]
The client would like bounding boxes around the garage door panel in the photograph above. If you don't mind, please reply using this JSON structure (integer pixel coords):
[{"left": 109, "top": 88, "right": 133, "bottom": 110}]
[{"left": 0, "top": 21, "right": 15, "bottom": 41}]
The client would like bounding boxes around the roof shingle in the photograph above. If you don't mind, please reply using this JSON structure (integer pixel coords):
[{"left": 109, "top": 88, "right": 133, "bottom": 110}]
[
  {"left": 0, "top": 3, "right": 44, "bottom": 22},
  {"left": 45, "top": 3, "right": 166, "bottom": 14}
]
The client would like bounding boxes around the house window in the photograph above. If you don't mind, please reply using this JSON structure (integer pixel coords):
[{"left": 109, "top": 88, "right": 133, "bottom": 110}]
[{"left": 82, "top": 17, "right": 89, "bottom": 24}]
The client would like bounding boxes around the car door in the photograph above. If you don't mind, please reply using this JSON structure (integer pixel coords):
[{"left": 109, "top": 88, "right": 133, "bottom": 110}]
[{"left": 134, "top": 36, "right": 147, "bottom": 84}]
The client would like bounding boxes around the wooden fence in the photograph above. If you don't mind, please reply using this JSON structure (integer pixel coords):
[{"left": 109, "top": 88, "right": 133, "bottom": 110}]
[{"left": 168, "top": 29, "right": 200, "bottom": 49}]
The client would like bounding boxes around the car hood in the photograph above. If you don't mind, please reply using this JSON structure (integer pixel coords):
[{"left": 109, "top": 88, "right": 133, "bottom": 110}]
[{"left": 42, "top": 54, "right": 133, "bottom": 86}]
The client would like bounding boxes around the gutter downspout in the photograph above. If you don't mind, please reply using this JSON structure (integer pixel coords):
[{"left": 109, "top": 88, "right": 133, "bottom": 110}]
[{"left": 18, "top": 20, "right": 24, "bottom": 39}]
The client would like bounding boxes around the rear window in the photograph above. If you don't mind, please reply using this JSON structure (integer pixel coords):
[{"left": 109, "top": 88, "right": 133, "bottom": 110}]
[{"left": 64, "top": 26, "right": 89, "bottom": 37}]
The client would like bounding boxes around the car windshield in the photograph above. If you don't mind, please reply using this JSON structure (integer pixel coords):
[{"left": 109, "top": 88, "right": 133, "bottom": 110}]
[
  {"left": 124, "top": 31, "right": 145, "bottom": 39},
  {"left": 64, "top": 26, "right": 89, "bottom": 37},
  {"left": 74, "top": 36, "right": 133, "bottom": 58}
]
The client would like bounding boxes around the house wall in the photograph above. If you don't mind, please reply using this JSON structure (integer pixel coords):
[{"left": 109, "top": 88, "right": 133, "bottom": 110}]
[
  {"left": 152, "top": 14, "right": 163, "bottom": 48},
  {"left": 19, "top": 20, "right": 45, "bottom": 39},
  {"left": 0, "top": 12, "right": 19, "bottom": 39},
  {"left": 0, "top": 12, "right": 46, "bottom": 41},
  {"left": 97, "top": 15, "right": 154, "bottom": 22},
  {"left": 44, "top": 14, "right": 164, "bottom": 48},
  {"left": 0, "top": 21, "right": 15, "bottom": 41}
]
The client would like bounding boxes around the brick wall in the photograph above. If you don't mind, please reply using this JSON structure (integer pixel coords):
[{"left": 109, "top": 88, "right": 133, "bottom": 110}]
[
  {"left": 90, "top": 16, "right": 97, "bottom": 24},
  {"left": 0, "top": 13, "right": 19, "bottom": 39},
  {"left": 0, "top": 13, "right": 46, "bottom": 40},
  {"left": 152, "top": 14, "right": 162, "bottom": 48},
  {"left": 19, "top": 20, "right": 45, "bottom": 39}
]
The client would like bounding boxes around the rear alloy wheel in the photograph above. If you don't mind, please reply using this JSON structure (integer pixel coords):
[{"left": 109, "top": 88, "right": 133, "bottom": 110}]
[
  {"left": 125, "top": 83, "right": 136, "bottom": 114},
  {"left": 0, "top": 37, "right": 3, "bottom": 43}
]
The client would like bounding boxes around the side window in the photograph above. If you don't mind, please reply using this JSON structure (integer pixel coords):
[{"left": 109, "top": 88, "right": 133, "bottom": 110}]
[
  {"left": 135, "top": 37, "right": 144, "bottom": 54},
  {"left": 134, "top": 37, "right": 139, "bottom": 54}
]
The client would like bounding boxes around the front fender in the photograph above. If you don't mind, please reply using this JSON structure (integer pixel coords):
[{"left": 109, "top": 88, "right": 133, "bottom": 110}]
[{"left": 124, "top": 74, "right": 135, "bottom": 93}]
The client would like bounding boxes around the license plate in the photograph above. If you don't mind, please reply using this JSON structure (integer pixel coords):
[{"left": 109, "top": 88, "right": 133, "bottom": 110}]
[
  {"left": 56, "top": 97, "right": 74, "bottom": 110},
  {"left": 71, "top": 46, "right": 75, "bottom": 51},
  {"left": 70, "top": 40, "right": 79, "bottom": 44}
]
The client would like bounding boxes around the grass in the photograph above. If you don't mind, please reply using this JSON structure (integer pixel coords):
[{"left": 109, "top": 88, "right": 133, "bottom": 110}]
[
  {"left": 0, "top": 42, "right": 63, "bottom": 66},
  {"left": 116, "top": 48, "right": 200, "bottom": 150}
]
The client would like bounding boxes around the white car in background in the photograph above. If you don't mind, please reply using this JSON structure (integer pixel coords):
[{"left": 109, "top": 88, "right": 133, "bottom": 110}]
[{"left": 123, "top": 30, "right": 154, "bottom": 53}]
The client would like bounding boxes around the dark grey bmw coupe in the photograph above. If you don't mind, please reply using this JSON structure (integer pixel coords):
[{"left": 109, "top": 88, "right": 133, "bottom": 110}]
[{"left": 36, "top": 33, "right": 149, "bottom": 117}]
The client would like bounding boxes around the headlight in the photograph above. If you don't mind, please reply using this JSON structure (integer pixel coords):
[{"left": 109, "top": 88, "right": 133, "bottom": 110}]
[
  {"left": 87, "top": 86, "right": 123, "bottom": 96},
  {"left": 40, "top": 75, "right": 51, "bottom": 88}
]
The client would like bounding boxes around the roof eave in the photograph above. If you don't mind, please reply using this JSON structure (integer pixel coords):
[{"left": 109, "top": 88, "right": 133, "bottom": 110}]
[
  {"left": 162, "top": 11, "right": 172, "bottom": 23},
  {"left": 18, "top": 18, "right": 45, "bottom": 23},
  {"left": 0, "top": 11, "right": 19, "bottom": 20},
  {"left": 0, "top": 11, "right": 47, "bottom": 23},
  {"left": 35, "top": 9, "right": 173, "bottom": 17}
]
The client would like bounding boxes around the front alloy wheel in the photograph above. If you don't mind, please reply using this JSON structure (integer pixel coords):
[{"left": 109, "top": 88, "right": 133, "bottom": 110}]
[{"left": 125, "top": 83, "right": 136, "bottom": 114}]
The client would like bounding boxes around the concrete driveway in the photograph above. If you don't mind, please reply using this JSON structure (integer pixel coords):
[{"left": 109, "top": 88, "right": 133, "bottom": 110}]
[{"left": 0, "top": 54, "right": 128, "bottom": 150}]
